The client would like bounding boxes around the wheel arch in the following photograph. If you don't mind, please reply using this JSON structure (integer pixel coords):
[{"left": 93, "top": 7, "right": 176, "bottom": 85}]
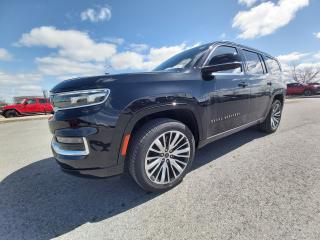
[
  {"left": 129, "top": 108, "right": 201, "bottom": 146},
  {"left": 3, "top": 108, "right": 21, "bottom": 116},
  {"left": 273, "top": 93, "right": 284, "bottom": 105}
]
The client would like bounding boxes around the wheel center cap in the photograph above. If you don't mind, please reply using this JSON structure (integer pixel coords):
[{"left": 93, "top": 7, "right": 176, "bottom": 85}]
[{"left": 164, "top": 153, "right": 169, "bottom": 158}]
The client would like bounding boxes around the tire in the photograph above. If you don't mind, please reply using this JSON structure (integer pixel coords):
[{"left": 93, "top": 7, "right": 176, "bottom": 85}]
[
  {"left": 4, "top": 110, "right": 19, "bottom": 118},
  {"left": 128, "top": 118, "right": 195, "bottom": 192},
  {"left": 258, "top": 99, "right": 283, "bottom": 133},
  {"left": 304, "top": 89, "right": 312, "bottom": 96}
]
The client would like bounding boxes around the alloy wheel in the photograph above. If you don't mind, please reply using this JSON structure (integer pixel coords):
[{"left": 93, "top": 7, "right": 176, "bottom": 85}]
[
  {"left": 271, "top": 102, "right": 282, "bottom": 130},
  {"left": 145, "top": 130, "right": 191, "bottom": 185}
]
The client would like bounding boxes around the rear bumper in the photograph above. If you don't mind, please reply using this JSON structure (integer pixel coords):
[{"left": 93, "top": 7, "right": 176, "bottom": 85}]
[{"left": 48, "top": 105, "right": 126, "bottom": 177}]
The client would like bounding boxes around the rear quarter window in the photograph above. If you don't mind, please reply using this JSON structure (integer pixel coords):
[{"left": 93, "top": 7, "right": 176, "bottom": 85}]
[{"left": 264, "top": 57, "right": 281, "bottom": 74}]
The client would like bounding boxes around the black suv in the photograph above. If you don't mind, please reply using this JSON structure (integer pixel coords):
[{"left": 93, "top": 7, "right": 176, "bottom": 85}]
[{"left": 49, "top": 41, "right": 286, "bottom": 192}]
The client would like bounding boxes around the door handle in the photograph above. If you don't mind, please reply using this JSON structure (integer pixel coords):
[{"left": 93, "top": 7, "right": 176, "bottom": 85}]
[{"left": 238, "top": 82, "right": 248, "bottom": 88}]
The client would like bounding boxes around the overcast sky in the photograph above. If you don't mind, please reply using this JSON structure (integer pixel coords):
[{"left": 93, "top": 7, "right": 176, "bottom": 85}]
[{"left": 0, "top": 0, "right": 319, "bottom": 101}]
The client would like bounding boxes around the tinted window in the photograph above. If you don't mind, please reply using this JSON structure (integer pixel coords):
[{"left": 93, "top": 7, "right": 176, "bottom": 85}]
[
  {"left": 207, "top": 46, "right": 242, "bottom": 73},
  {"left": 26, "top": 99, "right": 36, "bottom": 104},
  {"left": 265, "top": 57, "right": 281, "bottom": 73},
  {"left": 39, "top": 99, "right": 46, "bottom": 104},
  {"left": 243, "top": 50, "right": 264, "bottom": 75}
]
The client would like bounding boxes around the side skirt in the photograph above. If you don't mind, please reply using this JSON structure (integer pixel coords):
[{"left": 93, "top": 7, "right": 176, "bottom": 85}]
[{"left": 198, "top": 118, "right": 264, "bottom": 149}]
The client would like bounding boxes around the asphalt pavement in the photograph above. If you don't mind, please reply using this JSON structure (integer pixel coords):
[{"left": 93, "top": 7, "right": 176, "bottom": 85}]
[{"left": 0, "top": 98, "right": 319, "bottom": 240}]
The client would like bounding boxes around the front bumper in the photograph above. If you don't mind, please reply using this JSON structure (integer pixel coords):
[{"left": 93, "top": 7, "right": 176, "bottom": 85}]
[{"left": 49, "top": 104, "right": 126, "bottom": 177}]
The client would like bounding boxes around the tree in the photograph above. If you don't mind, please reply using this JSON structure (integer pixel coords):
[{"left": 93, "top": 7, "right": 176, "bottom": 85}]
[{"left": 291, "top": 65, "right": 320, "bottom": 84}]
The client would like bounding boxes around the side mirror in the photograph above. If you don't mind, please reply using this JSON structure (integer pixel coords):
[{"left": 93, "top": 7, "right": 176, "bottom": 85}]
[{"left": 201, "top": 62, "right": 242, "bottom": 80}]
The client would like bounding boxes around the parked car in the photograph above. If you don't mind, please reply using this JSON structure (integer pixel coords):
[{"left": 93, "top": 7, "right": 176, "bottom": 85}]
[
  {"left": 1, "top": 97, "right": 53, "bottom": 118},
  {"left": 308, "top": 82, "right": 320, "bottom": 87},
  {"left": 49, "top": 41, "right": 286, "bottom": 192},
  {"left": 286, "top": 82, "right": 320, "bottom": 96}
]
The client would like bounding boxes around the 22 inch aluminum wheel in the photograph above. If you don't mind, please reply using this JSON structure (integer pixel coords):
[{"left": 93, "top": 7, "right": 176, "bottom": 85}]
[{"left": 145, "top": 130, "right": 191, "bottom": 185}]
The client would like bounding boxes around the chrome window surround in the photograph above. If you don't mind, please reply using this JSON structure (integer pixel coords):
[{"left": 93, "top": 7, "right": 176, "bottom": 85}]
[
  {"left": 202, "top": 44, "right": 245, "bottom": 76},
  {"left": 51, "top": 137, "right": 89, "bottom": 156},
  {"left": 50, "top": 89, "right": 110, "bottom": 112}
]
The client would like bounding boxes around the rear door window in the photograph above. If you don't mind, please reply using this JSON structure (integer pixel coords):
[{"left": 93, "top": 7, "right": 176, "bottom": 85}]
[
  {"left": 39, "top": 99, "right": 46, "bottom": 104},
  {"left": 243, "top": 50, "right": 264, "bottom": 75}
]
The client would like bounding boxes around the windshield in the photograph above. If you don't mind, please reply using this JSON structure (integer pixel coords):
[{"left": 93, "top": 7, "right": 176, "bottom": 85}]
[{"left": 153, "top": 44, "right": 210, "bottom": 71}]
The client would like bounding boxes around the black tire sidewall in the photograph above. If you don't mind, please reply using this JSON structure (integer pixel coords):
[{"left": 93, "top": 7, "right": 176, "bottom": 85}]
[
  {"left": 130, "top": 119, "right": 195, "bottom": 192},
  {"left": 5, "top": 110, "right": 17, "bottom": 118},
  {"left": 304, "top": 90, "right": 312, "bottom": 96}
]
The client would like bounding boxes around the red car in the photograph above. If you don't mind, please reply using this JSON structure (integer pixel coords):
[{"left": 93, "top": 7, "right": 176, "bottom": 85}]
[
  {"left": 1, "top": 97, "right": 53, "bottom": 118},
  {"left": 286, "top": 83, "right": 320, "bottom": 96}
]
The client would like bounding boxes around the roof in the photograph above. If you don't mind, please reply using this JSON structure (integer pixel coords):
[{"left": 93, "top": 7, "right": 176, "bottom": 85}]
[
  {"left": 13, "top": 96, "right": 44, "bottom": 99},
  {"left": 209, "top": 41, "right": 276, "bottom": 60}
]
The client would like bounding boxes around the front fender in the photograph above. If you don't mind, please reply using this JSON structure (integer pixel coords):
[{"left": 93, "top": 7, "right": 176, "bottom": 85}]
[{"left": 115, "top": 95, "right": 204, "bottom": 166}]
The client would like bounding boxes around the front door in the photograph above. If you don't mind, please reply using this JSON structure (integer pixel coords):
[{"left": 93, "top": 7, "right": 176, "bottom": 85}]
[{"left": 203, "top": 45, "right": 251, "bottom": 138}]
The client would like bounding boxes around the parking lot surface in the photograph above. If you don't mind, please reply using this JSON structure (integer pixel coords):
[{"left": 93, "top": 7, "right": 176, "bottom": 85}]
[{"left": 0, "top": 98, "right": 320, "bottom": 240}]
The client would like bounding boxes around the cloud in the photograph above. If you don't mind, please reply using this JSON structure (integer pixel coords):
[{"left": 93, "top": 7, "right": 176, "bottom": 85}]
[
  {"left": 18, "top": 26, "right": 116, "bottom": 62},
  {"left": 0, "top": 70, "right": 43, "bottom": 102},
  {"left": 315, "top": 32, "right": 320, "bottom": 39},
  {"left": 238, "top": 0, "right": 257, "bottom": 7},
  {"left": 276, "top": 51, "right": 320, "bottom": 83},
  {"left": 233, "top": 0, "right": 309, "bottom": 39},
  {"left": 277, "top": 52, "right": 310, "bottom": 63},
  {"left": 313, "top": 52, "right": 320, "bottom": 59},
  {"left": 110, "top": 52, "right": 145, "bottom": 70},
  {"left": 0, "top": 48, "right": 12, "bottom": 61},
  {"left": 81, "top": 5, "right": 111, "bottom": 22},
  {"left": 35, "top": 57, "right": 105, "bottom": 77},
  {"left": 16, "top": 26, "right": 195, "bottom": 81},
  {"left": 111, "top": 43, "right": 187, "bottom": 70},
  {"left": 129, "top": 43, "right": 149, "bottom": 53},
  {"left": 103, "top": 37, "right": 125, "bottom": 45}
]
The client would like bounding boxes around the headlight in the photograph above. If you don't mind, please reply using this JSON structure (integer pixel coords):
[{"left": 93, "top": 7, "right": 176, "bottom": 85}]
[{"left": 50, "top": 89, "right": 110, "bottom": 111}]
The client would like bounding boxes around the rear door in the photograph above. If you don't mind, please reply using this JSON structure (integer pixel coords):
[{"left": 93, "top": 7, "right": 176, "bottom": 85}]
[
  {"left": 38, "top": 98, "right": 47, "bottom": 113},
  {"left": 203, "top": 45, "right": 251, "bottom": 137},
  {"left": 43, "top": 98, "right": 53, "bottom": 113},
  {"left": 241, "top": 49, "right": 270, "bottom": 121},
  {"left": 23, "top": 98, "right": 38, "bottom": 114}
]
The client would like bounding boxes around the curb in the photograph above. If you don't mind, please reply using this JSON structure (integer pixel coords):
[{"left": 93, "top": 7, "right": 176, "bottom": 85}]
[{"left": 0, "top": 115, "right": 51, "bottom": 124}]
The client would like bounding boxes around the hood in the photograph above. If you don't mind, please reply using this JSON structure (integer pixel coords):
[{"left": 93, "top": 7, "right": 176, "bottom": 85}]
[
  {"left": 50, "top": 70, "right": 191, "bottom": 93},
  {"left": 3, "top": 103, "right": 23, "bottom": 110}
]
